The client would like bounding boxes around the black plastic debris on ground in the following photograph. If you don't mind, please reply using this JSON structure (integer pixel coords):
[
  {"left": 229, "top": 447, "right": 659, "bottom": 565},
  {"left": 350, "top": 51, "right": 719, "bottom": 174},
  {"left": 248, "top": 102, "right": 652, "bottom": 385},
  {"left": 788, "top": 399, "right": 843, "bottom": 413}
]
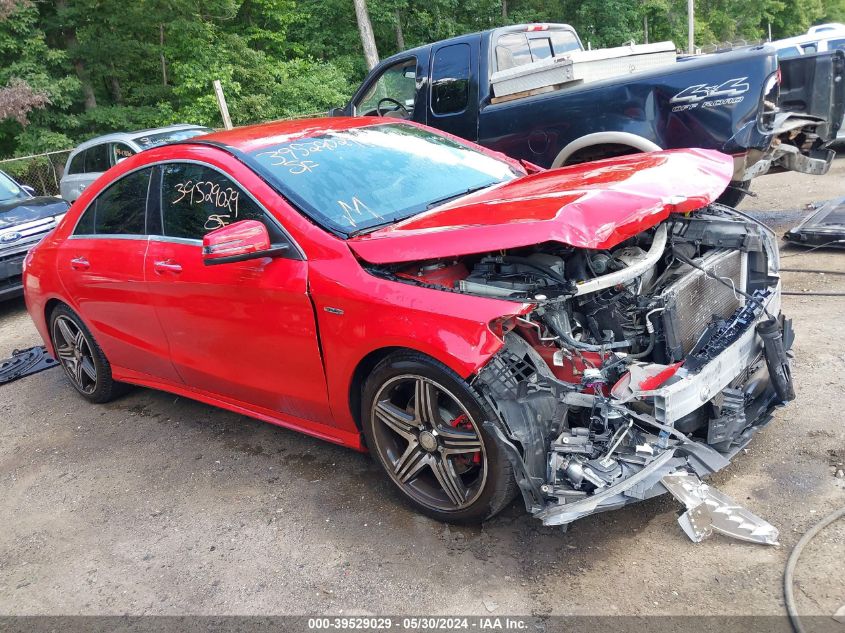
[
  {"left": 0, "top": 346, "right": 58, "bottom": 385},
  {"left": 785, "top": 196, "right": 845, "bottom": 248}
]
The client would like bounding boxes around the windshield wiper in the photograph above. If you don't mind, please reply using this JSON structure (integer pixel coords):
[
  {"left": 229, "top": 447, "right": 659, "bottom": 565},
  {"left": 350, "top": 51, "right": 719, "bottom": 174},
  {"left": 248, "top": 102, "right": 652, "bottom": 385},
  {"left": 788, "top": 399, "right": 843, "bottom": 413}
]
[
  {"left": 425, "top": 184, "right": 494, "bottom": 210},
  {"left": 348, "top": 217, "right": 406, "bottom": 237},
  {"left": 347, "top": 183, "right": 498, "bottom": 238}
]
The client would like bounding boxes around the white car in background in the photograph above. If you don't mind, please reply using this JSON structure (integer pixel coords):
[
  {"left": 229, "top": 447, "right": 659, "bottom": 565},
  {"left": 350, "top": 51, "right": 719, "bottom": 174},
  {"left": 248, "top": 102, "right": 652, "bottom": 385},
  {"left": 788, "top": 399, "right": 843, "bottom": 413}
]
[
  {"left": 59, "top": 124, "right": 212, "bottom": 202},
  {"left": 772, "top": 23, "right": 845, "bottom": 143}
]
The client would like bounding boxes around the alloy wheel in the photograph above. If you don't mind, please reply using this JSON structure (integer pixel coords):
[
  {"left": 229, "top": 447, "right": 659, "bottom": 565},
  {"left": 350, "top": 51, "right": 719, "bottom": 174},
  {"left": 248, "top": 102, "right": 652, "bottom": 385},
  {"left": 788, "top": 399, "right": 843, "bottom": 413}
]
[
  {"left": 370, "top": 375, "right": 487, "bottom": 511},
  {"left": 52, "top": 315, "right": 98, "bottom": 394}
]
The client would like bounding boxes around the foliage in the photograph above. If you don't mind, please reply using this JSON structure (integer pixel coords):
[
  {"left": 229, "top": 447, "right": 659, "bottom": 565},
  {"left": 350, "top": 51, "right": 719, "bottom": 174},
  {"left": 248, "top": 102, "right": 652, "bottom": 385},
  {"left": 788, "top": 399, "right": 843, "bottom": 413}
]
[{"left": 1, "top": 0, "right": 843, "bottom": 158}]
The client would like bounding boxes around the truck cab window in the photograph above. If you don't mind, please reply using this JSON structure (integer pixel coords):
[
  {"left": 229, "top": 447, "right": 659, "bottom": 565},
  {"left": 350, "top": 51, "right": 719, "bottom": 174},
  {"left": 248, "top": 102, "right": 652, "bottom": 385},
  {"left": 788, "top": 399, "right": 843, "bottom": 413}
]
[
  {"left": 356, "top": 58, "right": 418, "bottom": 119},
  {"left": 528, "top": 38, "right": 554, "bottom": 61},
  {"left": 431, "top": 44, "right": 471, "bottom": 115},
  {"left": 549, "top": 30, "right": 581, "bottom": 55},
  {"left": 495, "top": 33, "right": 533, "bottom": 70},
  {"left": 496, "top": 29, "right": 581, "bottom": 71}
]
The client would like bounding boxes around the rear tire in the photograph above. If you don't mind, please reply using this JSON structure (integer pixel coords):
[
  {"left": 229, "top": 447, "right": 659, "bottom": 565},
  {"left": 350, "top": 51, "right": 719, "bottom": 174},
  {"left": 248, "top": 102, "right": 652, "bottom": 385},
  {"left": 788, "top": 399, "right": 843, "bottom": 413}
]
[
  {"left": 361, "top": 351, "right": 517, "bottom": 524},
  {"left": 49, "top": 304, "right": 122, "bottom": 403}
]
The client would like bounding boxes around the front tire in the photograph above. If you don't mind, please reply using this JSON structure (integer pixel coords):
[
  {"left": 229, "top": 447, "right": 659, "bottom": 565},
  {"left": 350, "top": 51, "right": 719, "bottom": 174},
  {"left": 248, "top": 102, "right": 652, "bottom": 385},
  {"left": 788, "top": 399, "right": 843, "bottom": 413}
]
[
  {"left": 361, "top": 351, "right": 517, "bottom": 524},
  {"left": 49, "top": 304, "right": 122, "bottom": 403}
]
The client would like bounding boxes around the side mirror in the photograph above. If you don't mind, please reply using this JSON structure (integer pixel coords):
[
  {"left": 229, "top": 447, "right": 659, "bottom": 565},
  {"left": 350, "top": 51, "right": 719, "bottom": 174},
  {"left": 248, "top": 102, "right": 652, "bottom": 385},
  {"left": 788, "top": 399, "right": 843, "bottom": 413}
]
[
  {"left": 328, "top": 106, "right": 348, "bottom": 117},
  {"left": 21, "top": 185, "right": 36, "bottom": 197},
  {"left": 202, "top": 220, "right": 289, "bottom": 266}
]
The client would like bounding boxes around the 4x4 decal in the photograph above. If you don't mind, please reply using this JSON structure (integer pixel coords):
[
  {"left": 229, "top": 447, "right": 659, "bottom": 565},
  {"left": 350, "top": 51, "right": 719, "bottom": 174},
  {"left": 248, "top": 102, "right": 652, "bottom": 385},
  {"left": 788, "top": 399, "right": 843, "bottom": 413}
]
[{"left": 670, "top": 77, "right": 750, "bottom": 112}]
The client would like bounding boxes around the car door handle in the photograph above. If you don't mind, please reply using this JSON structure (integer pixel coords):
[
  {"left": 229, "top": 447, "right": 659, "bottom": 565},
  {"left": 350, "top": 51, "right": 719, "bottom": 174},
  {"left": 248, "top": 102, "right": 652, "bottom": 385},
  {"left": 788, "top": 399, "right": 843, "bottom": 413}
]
[
  {"left": 70, "top": 256, "right": 89, "bottom": 271},
  {"left": 153, "top": 259, "right": 182, "bottom": 274}
]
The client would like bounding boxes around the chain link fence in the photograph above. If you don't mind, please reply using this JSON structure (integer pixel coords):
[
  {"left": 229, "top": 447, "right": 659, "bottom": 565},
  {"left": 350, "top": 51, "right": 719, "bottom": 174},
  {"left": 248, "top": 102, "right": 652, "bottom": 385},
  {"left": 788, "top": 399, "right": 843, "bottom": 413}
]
[{"left": 0, "top": 149, "right": 72, "bottom": 197}]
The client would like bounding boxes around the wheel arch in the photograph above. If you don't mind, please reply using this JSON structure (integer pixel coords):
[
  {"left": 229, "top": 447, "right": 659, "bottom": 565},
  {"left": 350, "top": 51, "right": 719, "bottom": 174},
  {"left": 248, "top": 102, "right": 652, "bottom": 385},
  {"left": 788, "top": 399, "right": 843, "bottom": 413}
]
[
  {"left": 44, "top": 297, "right": 67, "bottom": 323},
  {"left": 551, "top": 132, "right": 662, "bottom": 168},
  {"left": 42, "top": 297, "right": 72, "bottom": 356},
  {"left": 348, "top": 345, "right": 445, "bottom": 433},
  {"left": 346, "top": 340, "right": 497, "bottom": 434}
]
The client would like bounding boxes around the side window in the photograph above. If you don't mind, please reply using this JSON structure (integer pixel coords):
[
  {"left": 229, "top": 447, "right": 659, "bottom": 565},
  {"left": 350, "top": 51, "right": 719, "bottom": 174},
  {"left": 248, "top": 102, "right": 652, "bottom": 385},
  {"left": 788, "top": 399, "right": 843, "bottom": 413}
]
[
  {"left": 801, "top": 43, "right": 818, "bottom": 54},
  {"left": 828, "top": 38, "right": 845, "bottom": 51},
  {"left": 67, "top": 151, "right": 85, "bottom": 175},
  {"left": 159, "top": 163, "right": 275, "bottom": 240},
  {"left": 73, "top": 167, "right": 152, "bottom": 236},
  {"left": 111, "top": 143, "right": 136, "bottom": 165},
  {"left": 356, "top": 58, "right": 418, "bottom": 116},
  {"left": 84, "top": 144, "right": 111, "bottom": 173},
  {"left": 431, "top": 44, "right": 471, "bottom": 116}
]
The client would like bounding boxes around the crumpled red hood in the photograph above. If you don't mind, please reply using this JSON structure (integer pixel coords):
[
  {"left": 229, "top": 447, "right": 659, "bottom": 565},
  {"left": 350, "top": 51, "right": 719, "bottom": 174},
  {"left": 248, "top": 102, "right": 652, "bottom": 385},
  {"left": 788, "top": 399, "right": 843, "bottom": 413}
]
[{"left": 348, "top": 149, "right": 734, "bottom": 264}]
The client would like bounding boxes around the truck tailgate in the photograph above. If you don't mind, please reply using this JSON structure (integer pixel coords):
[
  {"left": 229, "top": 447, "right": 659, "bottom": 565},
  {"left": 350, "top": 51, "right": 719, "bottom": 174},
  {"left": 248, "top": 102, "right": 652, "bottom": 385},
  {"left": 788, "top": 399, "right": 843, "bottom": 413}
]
[{"left": 778, "top": 49, "right": 845, "bottom": 143}]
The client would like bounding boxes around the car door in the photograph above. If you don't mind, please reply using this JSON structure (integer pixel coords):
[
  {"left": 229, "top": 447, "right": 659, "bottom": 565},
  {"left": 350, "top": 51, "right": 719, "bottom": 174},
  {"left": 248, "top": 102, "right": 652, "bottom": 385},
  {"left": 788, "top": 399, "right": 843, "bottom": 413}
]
[
  {"left": 143, "top": 160, "right": 333, "bottom": 425},
  {"left": 55, "top": 166, "right": 180, "bottom": 381}
]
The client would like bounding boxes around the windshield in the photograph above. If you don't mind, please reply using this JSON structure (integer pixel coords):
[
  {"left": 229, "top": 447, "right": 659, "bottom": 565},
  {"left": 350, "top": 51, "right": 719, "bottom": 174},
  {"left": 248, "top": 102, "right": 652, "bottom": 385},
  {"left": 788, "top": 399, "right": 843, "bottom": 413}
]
[
  {"left": 248, "top": 123, "right": 518, "bottom": 235},
  {"left": 0, "top": 171, "right": 26, "bottom": 203},
  {"left": 133, "top": 127, "right": 213, "bottom": 149}
]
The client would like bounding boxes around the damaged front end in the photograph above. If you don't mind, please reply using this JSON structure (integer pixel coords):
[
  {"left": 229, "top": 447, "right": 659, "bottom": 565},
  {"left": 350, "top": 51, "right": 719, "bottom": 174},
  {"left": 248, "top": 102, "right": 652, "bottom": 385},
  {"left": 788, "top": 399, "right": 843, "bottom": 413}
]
[{"left": 369, "top": 203, "right": 794, "bottom": 543}]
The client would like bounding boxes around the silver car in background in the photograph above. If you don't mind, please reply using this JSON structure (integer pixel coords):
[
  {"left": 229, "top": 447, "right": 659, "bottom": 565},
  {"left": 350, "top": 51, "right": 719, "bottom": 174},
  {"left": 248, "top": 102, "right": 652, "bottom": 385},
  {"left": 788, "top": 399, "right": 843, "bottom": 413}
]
[{"left": 59, "top": 124, "right": 212, "bottom": 202}]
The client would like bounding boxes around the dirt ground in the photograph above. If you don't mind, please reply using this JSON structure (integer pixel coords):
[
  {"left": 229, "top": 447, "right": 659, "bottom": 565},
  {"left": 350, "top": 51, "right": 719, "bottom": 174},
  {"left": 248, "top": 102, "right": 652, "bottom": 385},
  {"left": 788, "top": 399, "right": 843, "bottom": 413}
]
[{"left": 0, "top": 162, "right": 843, "bottom": 618}]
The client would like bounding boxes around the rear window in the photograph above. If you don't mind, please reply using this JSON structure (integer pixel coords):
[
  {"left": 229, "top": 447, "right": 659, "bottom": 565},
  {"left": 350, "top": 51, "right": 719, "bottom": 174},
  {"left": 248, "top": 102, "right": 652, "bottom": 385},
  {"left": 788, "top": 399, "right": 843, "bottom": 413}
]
[
  {"left": 495, "top": 29, "right": 581, "bottom": 71},
  {"left": 247, "top": 123, "right": 516, "bottom": 236}
]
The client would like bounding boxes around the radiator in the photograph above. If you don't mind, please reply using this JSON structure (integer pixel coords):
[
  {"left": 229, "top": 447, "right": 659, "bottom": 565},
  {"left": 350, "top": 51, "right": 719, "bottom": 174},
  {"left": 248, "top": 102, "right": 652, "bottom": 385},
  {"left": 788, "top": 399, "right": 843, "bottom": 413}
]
[{"left": 660, "top": 249, "right": 747, "bottom": 359}]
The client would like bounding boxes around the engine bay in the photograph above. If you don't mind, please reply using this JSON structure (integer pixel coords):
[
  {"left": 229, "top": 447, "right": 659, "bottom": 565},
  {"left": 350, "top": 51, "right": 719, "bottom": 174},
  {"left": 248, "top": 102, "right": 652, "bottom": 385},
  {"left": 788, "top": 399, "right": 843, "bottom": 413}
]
[{"left": 366, "top": 204, "right": 793, "bottom": 540}]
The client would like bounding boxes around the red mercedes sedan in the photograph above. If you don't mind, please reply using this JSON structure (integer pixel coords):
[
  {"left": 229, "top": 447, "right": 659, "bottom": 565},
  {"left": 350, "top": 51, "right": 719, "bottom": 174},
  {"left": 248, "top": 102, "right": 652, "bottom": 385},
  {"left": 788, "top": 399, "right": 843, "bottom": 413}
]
[{"left": 23, "top": 118, "right": 792, "bottom": 538}]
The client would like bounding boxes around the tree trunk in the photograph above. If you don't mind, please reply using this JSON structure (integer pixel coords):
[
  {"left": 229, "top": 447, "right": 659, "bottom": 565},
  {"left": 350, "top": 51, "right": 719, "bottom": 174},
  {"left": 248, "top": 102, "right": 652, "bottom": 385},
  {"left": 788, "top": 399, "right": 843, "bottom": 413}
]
[
  {"left": 502, "top": 0, "right": 507, "bottom": 20},
  {"left": 394, "top": 9, "right": 405, "bottom": 51},
  {"left": 160, "top": 23, "right": 168, "bottom": 86},
  {"left": 73, "top": 59, "right": 97, "bottom": 111},
  {"left": 109, "top": 62, "right": 123, "bottom": 103},
  {"left": 353, "top": 0, "right": 379, "bottom": 70},
  {"left": 55, "top": 0, "right": 96, "bottom": 110}
]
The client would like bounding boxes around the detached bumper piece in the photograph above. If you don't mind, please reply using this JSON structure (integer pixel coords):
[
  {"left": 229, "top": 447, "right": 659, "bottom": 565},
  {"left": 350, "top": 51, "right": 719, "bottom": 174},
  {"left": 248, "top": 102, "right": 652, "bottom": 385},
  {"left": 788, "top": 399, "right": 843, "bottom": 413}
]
[
  {"left": 0, "top": 346, "right": 58, "bottom": 385},
  {"left": 785, "top": 196, "right": 845, "bottom": 248},
  {"left": 662, "top": 471, "right": 779, "bottom": 545}
]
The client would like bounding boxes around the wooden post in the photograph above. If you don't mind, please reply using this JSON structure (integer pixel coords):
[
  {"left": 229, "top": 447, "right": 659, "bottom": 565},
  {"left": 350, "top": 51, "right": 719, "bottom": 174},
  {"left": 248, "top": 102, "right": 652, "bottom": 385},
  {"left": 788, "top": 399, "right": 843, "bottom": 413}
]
[
  {"left": 213, "top": 80, "right": 233, "bottom": 130},
  {"left": 687, "top": 0, "right": 695, "bottom": 54}
]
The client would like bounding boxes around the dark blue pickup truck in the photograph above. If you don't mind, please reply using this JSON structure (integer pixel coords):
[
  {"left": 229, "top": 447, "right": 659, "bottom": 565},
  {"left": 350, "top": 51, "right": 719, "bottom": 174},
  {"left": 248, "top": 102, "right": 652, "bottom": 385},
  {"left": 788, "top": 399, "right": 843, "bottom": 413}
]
[{"left": 338, "top": 23, "right": 845, "bottom": 204}]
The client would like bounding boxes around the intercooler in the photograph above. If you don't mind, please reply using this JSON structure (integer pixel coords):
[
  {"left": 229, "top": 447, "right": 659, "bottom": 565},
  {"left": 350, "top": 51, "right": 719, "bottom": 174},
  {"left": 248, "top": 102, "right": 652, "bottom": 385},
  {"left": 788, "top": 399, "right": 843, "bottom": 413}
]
[{"left": 660, "top": 249, "right": 747, "bottom": 359}]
